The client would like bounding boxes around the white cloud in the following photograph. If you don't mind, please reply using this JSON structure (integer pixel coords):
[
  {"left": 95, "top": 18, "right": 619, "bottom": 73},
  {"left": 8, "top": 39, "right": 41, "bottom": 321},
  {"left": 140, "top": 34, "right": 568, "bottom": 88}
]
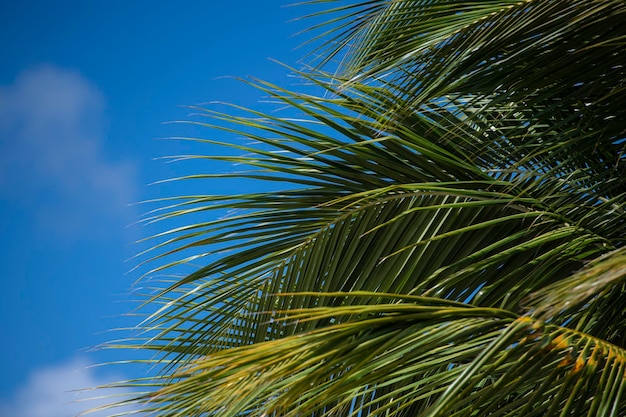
[
  {"left": 0, "top": 65, "right": 136, "bottom": 239},
  {"left": 0, "top": 357, "right": 144, "bottom": 417}
]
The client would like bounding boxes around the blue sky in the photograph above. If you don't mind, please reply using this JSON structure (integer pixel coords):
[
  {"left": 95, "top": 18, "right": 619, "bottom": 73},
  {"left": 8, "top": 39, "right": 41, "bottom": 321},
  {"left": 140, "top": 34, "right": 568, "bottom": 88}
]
[{"left": 0, "top": 1, "right": 329, "bottom": 414}]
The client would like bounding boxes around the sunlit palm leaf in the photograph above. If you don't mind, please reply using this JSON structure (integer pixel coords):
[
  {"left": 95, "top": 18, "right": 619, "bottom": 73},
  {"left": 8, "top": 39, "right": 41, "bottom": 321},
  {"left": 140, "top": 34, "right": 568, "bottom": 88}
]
[
  {"left": 105, "top": 1, "right": 626, "bottom": 416},
  {"left": 120, "top": 295, "right": 626, "bottom": 417}
]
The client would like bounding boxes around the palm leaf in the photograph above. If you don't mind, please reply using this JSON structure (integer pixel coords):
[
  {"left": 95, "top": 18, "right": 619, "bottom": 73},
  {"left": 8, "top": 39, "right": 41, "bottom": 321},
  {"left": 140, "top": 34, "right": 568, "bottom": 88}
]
[
  {"left": 119, "top": 294, "right": 626, "bottom": 417},
  {"left": 103, "top": 1, "right": 626, "bottom": 416}
]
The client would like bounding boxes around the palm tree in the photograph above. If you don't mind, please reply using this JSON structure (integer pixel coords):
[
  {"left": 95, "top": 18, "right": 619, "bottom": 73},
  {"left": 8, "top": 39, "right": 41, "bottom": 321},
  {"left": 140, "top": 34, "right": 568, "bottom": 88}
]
[{"left": 110, "top": 1, "right": 626, "bottom": 416}]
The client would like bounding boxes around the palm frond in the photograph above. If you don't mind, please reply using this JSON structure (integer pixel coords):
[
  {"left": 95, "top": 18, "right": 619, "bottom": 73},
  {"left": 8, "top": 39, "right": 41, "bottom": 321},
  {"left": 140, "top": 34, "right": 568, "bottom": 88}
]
[
  {"left": 120, "top": 294, "right": 626, "bottom": 417},
  {"left": 103, "top": 1, "right": 626, "bottom": 416},
  {"left": 105, "top": 70, "right": 626, "bottom": 415},
  {"left": 306, "top": 1, "right": 626, "bottom": 107}
]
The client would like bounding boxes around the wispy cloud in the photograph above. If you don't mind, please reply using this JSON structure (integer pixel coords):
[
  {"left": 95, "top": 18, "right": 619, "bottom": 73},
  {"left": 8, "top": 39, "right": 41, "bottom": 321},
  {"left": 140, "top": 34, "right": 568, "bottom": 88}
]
[
  {"left": 0, "top": 357, "right": 143, "bottom": 417},
  {"left": 0, "top": 65, "right": 136, "bottom": 240}
]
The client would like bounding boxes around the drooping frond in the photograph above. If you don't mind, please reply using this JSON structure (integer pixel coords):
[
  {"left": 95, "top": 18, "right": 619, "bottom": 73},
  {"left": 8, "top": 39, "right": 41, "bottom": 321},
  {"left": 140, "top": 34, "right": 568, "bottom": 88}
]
[
  {"left": 107, "top": 68, "right": 626, "bottom": 415},
  {"left": 119, "top": 295, "right": 626, "bottom": 417},
  {"left": 104, "top": 1, "right": 626, "bottom": 416}
]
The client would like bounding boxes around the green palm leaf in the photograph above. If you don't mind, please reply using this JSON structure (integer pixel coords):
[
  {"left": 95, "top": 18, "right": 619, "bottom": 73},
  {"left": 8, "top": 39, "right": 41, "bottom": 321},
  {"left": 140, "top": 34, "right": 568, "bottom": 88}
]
[{"left": 104, "top": 1, "right": 626, "bottom": 416}]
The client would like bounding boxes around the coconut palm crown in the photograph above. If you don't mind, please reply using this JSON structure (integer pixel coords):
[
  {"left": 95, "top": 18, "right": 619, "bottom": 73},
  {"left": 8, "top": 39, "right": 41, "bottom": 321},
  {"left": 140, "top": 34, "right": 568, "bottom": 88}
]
[{"left": 108, "top": 1, "right": 626, "bottom": 416}]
